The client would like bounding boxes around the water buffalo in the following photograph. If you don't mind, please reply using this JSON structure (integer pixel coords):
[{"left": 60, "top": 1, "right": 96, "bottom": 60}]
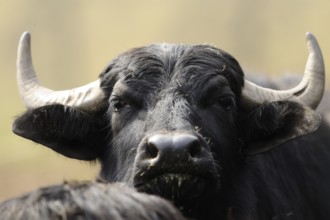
[
  {"left": 0, "top": 181, "right": 185, "bottom": 220},
  {"left": 12, "top": 32, "right": 330, "bottom": 220}
]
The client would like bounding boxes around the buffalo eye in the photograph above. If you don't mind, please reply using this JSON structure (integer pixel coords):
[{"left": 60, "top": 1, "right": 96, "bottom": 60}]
[
  {"left": 217, "top": 96, "right": 235, "bottom": 111},
  {"left": 110, "top": 98, "right": 128, "bottom": 112}
]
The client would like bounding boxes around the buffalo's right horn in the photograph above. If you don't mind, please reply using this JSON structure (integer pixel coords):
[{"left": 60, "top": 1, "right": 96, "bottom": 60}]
[
  {"left": 17, "top": 32, "right": 105, "bottom": 113},
  {"left": 241, "top": 32, "right": 325, "bottom": 110}
]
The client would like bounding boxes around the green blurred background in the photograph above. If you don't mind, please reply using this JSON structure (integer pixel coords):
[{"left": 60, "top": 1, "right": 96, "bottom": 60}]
[{"left": 0, "top": 0, "right": 329, "bottom": 201}]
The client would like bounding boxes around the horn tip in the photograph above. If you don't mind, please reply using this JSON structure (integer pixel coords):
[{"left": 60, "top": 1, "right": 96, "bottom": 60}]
[
  {"left": 305, "top": 32, "right": 322, "bottom": 56},
  {"left": 20, "top": 31, "right": 31, "bottom": 43},
  {"left": 305, "top": 32, "right": 317, "bottom": 43},
  {"left": 305, "top": 32, "right": 313, "bottom": 37},
  {"left": 22, "top": 31, "right": 30, "bottom": 36}
]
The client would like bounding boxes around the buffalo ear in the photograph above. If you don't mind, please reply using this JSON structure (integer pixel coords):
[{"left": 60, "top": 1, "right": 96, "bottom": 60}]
[
  {"left": 12, "top": 105, "right": 109, "bottom": 161},
  {"left": 239, "top": 101, "right": 321, "bottom": 155}
]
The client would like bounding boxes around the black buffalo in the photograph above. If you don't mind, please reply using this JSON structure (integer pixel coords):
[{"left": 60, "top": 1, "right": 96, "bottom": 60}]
[
  {"left": 12, "top": 32, "right": 330, "bottom": 220},
  {"left": 0, "top": 181, "right": 185, "bottom": 220}
]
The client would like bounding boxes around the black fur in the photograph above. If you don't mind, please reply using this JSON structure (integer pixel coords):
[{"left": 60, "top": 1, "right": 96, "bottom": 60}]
[
  {"left": 12, "top": 105, "right": 108, "bottom": 160},
  {"left": 0, "top": 181, "right": 186, "bottom": 220},
  {"left": 231, "top": 121, "right": 330, "bottom": 219},
  {"left": 239, "top": 101, "right": 305, "bottom": 146}
]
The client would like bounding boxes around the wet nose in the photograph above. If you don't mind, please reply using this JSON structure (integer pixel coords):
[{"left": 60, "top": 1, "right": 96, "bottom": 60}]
[{"left": 145, "top": 133, "right": 202, "bottom": 162}]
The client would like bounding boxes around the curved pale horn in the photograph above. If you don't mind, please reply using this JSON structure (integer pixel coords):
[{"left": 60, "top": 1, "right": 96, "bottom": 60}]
[
  {"left": 241, "top": 32, "right": 325, "bottom": 110},
  {"left": 17, "top": 32, "right": 106, "bottom": 113}
]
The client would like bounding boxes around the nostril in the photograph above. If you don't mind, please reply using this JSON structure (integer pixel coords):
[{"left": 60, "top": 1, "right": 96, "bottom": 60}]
[
  {"left": 189, "top": 140, "right": 202, "bottom": 158},
  {"left": 173, "top": 134, "right": 202, "bottom": 159},
  {"left": 146, "top": 142, "right": 159, "bottom": 159}
]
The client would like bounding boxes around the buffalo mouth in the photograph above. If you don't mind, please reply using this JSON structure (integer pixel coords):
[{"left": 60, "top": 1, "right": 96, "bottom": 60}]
[{"left": 134, "top": 172, "right": 219, "bottom": 208}]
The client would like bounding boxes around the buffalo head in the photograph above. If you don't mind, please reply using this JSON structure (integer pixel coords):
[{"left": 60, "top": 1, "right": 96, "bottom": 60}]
[{"left": 13, "top": 32, "right": 324, "bottom": 219}]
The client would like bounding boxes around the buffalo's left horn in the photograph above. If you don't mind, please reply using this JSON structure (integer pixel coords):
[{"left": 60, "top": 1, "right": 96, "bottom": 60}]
[
  {"left": 17, "top": 32, "right": 105, "bottom": 113},
  {"left": 241, "top": 32, "right": 325, "bottom": 110}
]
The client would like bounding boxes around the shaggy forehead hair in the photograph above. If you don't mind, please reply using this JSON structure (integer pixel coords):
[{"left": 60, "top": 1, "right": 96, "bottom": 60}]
[{"left": 100, "top": 43, "right": 245, "bottom": 98}]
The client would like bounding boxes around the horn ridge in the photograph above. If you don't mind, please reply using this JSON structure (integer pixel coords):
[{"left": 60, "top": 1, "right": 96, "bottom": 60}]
[
  {"left": 241, "top": 32, "right": 325, "bottom": 110},
  {"left": 16, "top": 32, "right": 105, "bottom": 113}
]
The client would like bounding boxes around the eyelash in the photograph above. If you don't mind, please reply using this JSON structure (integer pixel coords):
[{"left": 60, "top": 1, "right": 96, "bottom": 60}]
[
  {"left": 110, "top": 98, "right": 128, "bottom": 112},
  {"left": 217, "top": 96, "right": 235, "bottom": 111}
]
